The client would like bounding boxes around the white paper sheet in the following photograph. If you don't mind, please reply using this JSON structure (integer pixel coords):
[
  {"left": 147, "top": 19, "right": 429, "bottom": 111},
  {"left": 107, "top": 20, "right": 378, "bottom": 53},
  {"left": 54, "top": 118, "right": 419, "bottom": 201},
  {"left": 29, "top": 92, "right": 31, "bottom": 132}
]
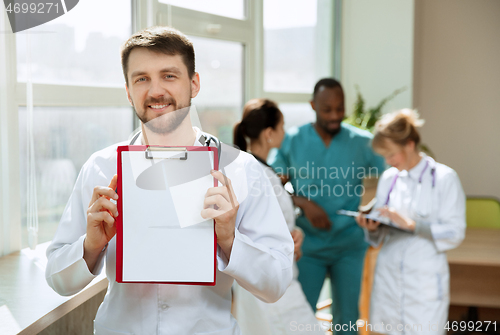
[{"left": 120, "top": 150, "right": 215, "bottom": 283}]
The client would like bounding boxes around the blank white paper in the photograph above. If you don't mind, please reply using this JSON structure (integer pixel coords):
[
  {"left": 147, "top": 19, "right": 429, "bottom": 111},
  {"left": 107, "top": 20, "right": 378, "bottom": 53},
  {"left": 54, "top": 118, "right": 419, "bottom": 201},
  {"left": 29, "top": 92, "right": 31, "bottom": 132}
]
[{"left": 120, "top": 150, "right": 215, "bottom": 283}]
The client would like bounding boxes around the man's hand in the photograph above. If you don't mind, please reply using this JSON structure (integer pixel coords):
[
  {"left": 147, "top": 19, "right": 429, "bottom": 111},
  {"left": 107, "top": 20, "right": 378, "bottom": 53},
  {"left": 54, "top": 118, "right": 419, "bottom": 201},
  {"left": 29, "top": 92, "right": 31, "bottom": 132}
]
[
  {"left": 278, "top": 174, "right": 289, "bottom": 186},
  {"left": 202, "top": 170, "right": 239, "bottom": 260},
  {"left": 378, "top": 206, "right": 415, "bottom": 231},
  {"left": 84, "top": 174, "right": 118, "bottom": 272},
  {"left": 299, "top": 198, "right": 331, "bottom": 230},
  {"left": 291, "top": 228, "right": 303, "bottom": 261},
  {"left": 355, "top": 213, "right": 381, "bottom": 232}
]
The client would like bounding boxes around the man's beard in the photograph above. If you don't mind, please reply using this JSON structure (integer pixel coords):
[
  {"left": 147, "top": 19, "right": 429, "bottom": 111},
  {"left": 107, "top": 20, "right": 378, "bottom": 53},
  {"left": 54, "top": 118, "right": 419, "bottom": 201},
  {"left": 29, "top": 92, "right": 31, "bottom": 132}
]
[
  {"left": 134, "top": 96, "right": 191, "bottom": 135},
  {"left": 319, "top": 119, "right": 342, "bottom": 136}
]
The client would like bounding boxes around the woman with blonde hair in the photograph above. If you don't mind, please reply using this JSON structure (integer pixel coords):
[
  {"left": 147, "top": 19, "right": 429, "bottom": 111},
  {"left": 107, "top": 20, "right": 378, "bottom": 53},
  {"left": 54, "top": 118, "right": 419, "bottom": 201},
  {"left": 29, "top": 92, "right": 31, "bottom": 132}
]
[
  {"left": 233, "top": 98, "right": 324, "bottom": 335},
  {"left": 356, "top": 109, "right": 466, "bottom": 335}
]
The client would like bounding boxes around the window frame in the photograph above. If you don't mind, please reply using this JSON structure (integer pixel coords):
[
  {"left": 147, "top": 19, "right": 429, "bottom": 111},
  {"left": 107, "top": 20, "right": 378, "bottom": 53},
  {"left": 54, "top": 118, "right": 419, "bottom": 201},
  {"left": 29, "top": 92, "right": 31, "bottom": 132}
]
[
  {"left": 141, "top": 0, "right": 341, "bottom": 107},
  {"left": 262, "top": 0, "right": 341, "bottom": 102},
  {"left": 1, "top": 6, "right": 22, "bottom": 256},
  {"left": 152, "top": 1, "right": 260, "bottom": 104},
  {"left": 0, "top": 2, "right": 133, "bottom": 256},
  {"left": 0, "top": 0, "right": 340, "bottom": 255}
]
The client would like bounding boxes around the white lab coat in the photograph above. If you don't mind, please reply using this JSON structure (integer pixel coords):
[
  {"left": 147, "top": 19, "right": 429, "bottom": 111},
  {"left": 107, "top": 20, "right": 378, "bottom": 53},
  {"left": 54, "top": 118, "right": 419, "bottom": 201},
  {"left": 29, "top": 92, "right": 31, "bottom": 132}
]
[
  {"left": 45, "top": 128, "right": 294, "bottom": 335},
  {"left": 233, "top": 161, "right": 324, "bottom": 335},
  {"left": 364, "top": 154, "right": 466, "bottom": 335}
]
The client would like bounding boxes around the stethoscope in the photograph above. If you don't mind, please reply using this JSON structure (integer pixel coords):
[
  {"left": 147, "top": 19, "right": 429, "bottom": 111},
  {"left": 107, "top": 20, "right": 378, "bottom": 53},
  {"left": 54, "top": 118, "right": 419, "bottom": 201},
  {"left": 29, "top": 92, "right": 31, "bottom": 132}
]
[
  {"left": 128, "top": 131, "right": 222, "bottom": 163},
  {"left": 384, "top": 157, "right": 436, "bottom": 219}
]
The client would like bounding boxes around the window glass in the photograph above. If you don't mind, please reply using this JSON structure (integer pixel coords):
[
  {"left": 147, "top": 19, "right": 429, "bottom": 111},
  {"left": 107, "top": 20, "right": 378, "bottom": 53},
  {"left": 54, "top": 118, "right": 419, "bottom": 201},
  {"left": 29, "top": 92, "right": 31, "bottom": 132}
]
[
  {"left": 278, "top": 103, "right": 316, "bottom": 130},
  {"left": 16, "top": 0, "right": 131, "bottom": 86},
  {"left": 189, "top": 36, "right": 244, "bottom": 144},
  {"left": 18, "top": 107, "right": 134, "bottom": 248},
  {"left": 160, "top": 0, "right": 245, "bottom": 20},
  {"left": 264, "top": 0, "right": 325, "bottom": 93}
]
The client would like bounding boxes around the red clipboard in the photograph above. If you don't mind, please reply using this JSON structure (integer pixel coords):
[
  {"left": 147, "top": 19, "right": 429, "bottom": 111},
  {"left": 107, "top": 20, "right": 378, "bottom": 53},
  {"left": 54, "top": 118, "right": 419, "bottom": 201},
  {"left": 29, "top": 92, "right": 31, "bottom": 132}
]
[{"left": 116, "top": 145, "right": 218, "bottom": 285}]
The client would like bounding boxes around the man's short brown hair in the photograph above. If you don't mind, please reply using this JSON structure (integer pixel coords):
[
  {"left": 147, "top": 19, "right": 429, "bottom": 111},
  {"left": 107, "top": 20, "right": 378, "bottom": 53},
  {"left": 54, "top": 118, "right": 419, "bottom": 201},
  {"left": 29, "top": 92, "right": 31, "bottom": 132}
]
[{"left": 121, "top": 26, "right": 195, "bottom": 85}]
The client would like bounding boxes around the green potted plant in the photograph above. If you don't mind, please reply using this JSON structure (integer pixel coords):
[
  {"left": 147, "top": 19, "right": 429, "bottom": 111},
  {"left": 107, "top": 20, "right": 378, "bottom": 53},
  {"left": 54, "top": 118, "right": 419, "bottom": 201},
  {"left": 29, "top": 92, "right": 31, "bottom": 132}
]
[
  {"left": 345, "top": 85, "right": 407, "bottom": 132},
  {"left": 345, "top": 85, "right": 434, "bottom": 157}
]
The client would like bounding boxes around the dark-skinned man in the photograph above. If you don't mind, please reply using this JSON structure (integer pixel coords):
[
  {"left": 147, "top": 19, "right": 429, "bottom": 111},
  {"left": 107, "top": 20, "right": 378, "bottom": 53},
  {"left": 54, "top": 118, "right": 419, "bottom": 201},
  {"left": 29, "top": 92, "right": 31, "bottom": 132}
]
[{"left": 268, "top": 78, "right": 386, "bottom": 334}]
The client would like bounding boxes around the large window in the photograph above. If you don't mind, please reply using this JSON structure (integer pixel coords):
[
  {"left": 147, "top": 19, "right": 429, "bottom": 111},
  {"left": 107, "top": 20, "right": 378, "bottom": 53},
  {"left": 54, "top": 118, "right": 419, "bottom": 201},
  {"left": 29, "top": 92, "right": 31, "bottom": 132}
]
[
  {"left": 12, "top": 0, "right": 133, "bottom": 250},
  {"left": 16, "top": 0, "right": 131, "bottom": 86},
  {"left": 1, "top": 0, "right": 338, "bottom": 254},
  {"left": 155, "top": 2, "right": 251, "bottom": 144},
  {"left": 264, "top": 0, "right": 319, "bottom": 93},
  {"left": 190, "top": 36, "right": 244, "bottom": 143},
  {"left": 263, "top": 0, "right": 338, "bottom": 127},
  {"left": 159, "top": 0, "right": 337, "bottom": 138},
  {"left": 18, "top": 107, "right": 133, "bottom": 248},
  {"left": 279, "top": 103, "right": 317, "bottom": 130},
  {"left": 159, "top": 0, "right": 246, "bottom": 20}
]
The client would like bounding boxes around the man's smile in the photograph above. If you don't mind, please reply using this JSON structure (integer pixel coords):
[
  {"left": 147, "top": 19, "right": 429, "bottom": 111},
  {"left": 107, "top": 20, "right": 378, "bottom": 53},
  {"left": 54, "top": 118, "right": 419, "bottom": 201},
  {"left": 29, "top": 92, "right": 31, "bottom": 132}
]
[
  {"left": 327, "top": 120, "right": 341, "bottom": 128},
  {"left": 147, "top": 103, "right": 172, "bottom": 113}
]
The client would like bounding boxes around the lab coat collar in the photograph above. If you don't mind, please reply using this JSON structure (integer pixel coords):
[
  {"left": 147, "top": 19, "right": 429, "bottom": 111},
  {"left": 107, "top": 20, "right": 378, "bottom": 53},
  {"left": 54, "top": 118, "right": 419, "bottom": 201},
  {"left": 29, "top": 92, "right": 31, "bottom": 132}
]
[
  {"left": 193, "top": 127, "right": 205, "bottom": 146},
  {"left": 407, "top": 153, "right": 429, "bottom": 181},
  {"left": 136, "top": 127, "right": 205, "bottom": 147}
]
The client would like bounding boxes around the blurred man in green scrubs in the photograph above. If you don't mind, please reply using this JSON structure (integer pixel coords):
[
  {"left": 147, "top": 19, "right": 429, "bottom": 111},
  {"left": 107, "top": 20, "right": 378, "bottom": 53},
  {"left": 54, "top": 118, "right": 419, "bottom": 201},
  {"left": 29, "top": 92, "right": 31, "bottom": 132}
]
[{"left": 268, "top": 78, "right": 386, "bottom": 334}]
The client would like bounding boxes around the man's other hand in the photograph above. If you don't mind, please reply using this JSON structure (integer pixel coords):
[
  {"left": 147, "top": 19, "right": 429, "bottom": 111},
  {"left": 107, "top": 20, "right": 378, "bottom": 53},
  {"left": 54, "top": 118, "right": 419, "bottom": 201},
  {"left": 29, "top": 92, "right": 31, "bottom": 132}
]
[
  {"left": 202, "top": 170, "right": 239, "bottom": 260},
  {"left": 291, "top": 228, "right": 304, "bottom": 261},
  {"left": 84, "top": 174, "right": 118, "bottom": 272},
  {"left": 302, "top": 199, "right": 331, "bottom": 230}
]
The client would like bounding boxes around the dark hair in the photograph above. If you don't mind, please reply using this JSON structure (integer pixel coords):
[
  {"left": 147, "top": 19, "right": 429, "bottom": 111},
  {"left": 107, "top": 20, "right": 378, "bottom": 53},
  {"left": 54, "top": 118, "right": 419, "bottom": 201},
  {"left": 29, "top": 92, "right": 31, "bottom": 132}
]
[
  {"left": 121, "top": 26, "right": 195, "bottom": 86},
  {"left": 312, "top": 78, "right": 343, "bottom": 100},
  {"left": 233, "top": 99, "right": 283, "bottom": 152}
]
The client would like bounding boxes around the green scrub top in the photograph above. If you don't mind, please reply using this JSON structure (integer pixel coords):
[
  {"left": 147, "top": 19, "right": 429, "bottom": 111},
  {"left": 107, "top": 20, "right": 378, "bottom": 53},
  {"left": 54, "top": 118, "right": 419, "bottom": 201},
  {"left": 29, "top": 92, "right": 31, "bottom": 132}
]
[{"left": 268, "top": 122, "right": 386, "bottom": 260}]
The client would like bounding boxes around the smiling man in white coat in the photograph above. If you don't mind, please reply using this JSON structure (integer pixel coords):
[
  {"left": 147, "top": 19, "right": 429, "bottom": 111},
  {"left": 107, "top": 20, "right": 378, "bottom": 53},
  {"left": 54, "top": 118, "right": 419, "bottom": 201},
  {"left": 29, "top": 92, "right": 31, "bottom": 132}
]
[{"left": 45, "top": 26, "right": 294, "bottom": 335}]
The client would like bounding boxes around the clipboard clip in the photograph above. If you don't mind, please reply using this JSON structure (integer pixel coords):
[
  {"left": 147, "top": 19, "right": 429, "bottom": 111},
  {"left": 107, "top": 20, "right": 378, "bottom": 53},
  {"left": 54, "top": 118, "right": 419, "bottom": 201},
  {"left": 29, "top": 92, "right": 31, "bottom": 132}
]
[{"left": 145, "top": 147, "right": 188, "bottom": 160}]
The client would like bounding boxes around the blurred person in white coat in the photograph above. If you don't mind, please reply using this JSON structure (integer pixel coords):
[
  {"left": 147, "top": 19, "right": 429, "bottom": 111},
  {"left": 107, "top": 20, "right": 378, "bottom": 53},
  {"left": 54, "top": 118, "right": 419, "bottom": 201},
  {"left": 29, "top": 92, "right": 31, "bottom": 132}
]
[
  {"left": 356, "top": 109, "right": 466, "bottom": 335},
  {"left": 232, "top": 99, "right": 324, "bottom": 335},
  {"left": 45, "top": 27, "right": 294, "bottom": 335}
]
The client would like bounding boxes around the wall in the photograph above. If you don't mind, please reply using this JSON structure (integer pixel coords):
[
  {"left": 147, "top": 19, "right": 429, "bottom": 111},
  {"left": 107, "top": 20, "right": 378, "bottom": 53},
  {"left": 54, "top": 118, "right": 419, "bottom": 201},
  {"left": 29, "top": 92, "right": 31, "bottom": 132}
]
[
  {"left": 341, "top": 0, "right": 414, "bottom": 115},
  {"left": 342, "top": 0, "right": 500, "bottom": 199},
  {"left": 413, "top": 0, "right": 500, "bottom": 198}
]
